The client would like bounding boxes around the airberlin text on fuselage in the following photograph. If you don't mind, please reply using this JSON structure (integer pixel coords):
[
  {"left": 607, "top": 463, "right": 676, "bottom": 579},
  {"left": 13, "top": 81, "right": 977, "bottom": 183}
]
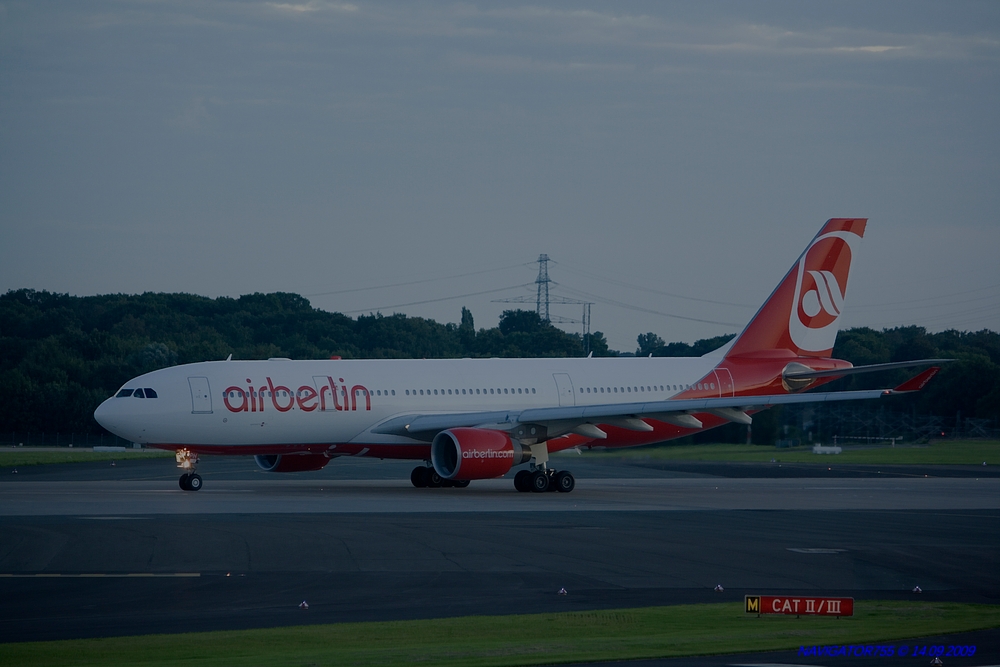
[{"left": 222, "top": 377, "right": 370, "bottom": 414}]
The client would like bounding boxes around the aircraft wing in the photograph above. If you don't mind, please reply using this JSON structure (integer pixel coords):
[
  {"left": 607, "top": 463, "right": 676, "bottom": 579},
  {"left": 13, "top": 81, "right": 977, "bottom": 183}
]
[{"left": 373, "top": 367, "right": 941, "bottom": 440}]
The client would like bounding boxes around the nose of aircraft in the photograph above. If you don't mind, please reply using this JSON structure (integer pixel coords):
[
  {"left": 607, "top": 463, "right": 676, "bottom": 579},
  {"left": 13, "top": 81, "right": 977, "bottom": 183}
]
[{"left": 93, "top": 398, "right": 119, "bottom": 434}]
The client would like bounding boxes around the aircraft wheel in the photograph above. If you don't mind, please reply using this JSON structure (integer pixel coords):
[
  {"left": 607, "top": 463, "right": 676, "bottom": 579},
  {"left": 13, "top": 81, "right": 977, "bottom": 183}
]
[
  {"left": 554, "top": 471, "right": 575, "bottom": 493},
  {"left": 178, "top": 474, "right": 191, "bottom": 491},
  {"left": 529, "top": 470, "right": 550, "bottom": 493},
  {"left": 188, "top": 474, "right": 203, "bottom": 491},
  {"left": 410, "top": 466, "right": 428, "bottom": 488},
  {"left": 452, "top": 479, "right": 470, "bottom": 488},
  {"left": 427, "top": 469, "right": 443, "bottom": 488},
  {"left": 514, "top": 469, "right": 531, "bottom": 492}
]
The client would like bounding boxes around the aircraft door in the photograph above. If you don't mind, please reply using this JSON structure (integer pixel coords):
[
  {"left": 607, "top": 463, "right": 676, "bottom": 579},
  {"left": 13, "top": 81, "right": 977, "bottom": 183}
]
[
  {"left": 713, "top": 369, "right": 735, "bottom": 397},
  {"left": 553, "top": 373, "right": 576, "bottom": 407},
  {"left": 188, "top": 377, "right": 213, "bottom": 414}
]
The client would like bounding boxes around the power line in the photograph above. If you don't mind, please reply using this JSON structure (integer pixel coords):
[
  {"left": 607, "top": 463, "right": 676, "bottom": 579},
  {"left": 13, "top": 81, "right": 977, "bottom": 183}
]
[
  {"left": 551, "top": 260, "right": 755, "bottom": 308},
  {"left": 304, "top": 262, "right": 532, "bottom": 298},
  {"left": 862, "top": 301, "right": 1000, "bottom": 329},
  {"left": 339, "top": 284, "right": 532, "bottom": 315},
  {"left": 851, "top": 282, "right": 1000, "bottom": 309},
  {"left": 849, "top": 293, "right": 1000, "bottom": 314},
  {"left": 555, "top": 283, "right": 742, "bottom": 328}
]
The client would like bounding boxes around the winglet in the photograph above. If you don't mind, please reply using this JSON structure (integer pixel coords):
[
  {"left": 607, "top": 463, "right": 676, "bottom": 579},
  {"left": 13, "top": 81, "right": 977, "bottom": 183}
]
[{"left": 892, "top": 367, "right": 941, "bottom": 393}]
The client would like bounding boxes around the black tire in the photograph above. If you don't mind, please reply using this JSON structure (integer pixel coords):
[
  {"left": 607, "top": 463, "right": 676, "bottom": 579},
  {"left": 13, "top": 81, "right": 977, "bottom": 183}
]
[
  {"left": 554, "top": 471, "right": 575, "bottom": 493},
  {"left": 514, "top": 470, "right": 531, "bottom": 492},
  {"left": 188, "top": 474, "right": 203, "bottom": 491},
  {"left": 427, "top": 469, "right": 443, "bottom": 488},
  {"left": 530, "top": 470, "right": 550, "bottom": 493},
  {"left": 452, "top": 479, "right": 470, "bottom": 488},
  {"left": 410, "top": 466, "right": 428, "bottom": 488},
  {"left": 178, "top": 474, "right": 191, "bottom": 491}
]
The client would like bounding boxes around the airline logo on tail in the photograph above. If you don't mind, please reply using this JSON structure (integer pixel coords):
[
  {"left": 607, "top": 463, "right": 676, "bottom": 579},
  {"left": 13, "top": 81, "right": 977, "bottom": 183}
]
[
  {"left": 724, "top": 218, "right": 867, "bottom": 359},
  {"left": 788, "top": 229, "right": 862, "bottom": 353}
]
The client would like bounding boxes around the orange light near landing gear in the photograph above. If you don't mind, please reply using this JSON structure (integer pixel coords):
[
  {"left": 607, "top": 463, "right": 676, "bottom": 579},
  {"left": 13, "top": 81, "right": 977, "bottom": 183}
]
[{"left": 175, "top": 448, "right": 198, "bottom": 470}]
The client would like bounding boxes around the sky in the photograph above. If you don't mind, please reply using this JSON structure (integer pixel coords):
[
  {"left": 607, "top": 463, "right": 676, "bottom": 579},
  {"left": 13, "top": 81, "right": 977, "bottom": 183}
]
[{"left": 1, "top": 1, "right": 998, "bottom": 352}]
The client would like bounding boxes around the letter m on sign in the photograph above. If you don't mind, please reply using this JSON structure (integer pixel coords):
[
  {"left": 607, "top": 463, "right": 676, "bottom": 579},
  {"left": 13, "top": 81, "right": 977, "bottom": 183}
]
[{"left": 745, "top": 596, "right": 760, "bottom": 613}]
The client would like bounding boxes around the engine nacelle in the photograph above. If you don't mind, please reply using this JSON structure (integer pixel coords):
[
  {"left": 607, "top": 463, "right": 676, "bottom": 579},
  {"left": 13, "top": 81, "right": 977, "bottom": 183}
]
[
  {"left": 431, "top": 428, "right": 528, "bottom": 480},
  {"left": 254, "top": 453, "right": 331, "bottom": 473}
]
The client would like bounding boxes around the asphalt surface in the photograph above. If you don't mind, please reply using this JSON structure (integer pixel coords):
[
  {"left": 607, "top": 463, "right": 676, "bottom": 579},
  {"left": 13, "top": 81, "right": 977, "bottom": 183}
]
[{"left": 1, "top": 453, "right": 998, "bottom": 666}]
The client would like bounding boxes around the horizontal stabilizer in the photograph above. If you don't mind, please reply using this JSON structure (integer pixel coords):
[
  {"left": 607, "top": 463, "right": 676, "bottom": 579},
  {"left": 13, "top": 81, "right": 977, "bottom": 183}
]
[{"left": 783, "top": 358, "right": 952, "bottom": 381}]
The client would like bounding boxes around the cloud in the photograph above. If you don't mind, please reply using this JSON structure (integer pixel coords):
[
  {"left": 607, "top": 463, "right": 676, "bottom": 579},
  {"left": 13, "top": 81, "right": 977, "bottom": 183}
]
[
  {"left": 266, "top": 1, "right": 358, "bottom": 15},
  {"left": 834, "top": 45, "right": 907, "bottom": 53},
  {"left": 167, "top": 97, "right": 210, "bottom": 130},
  {"left": 447, "top": 53, "right": 634, "bottom": 76}
]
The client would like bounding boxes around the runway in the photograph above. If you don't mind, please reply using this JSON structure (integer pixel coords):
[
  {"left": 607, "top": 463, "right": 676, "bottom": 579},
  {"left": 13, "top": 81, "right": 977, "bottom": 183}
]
[{"left": 1, "top": 455, "right": 999, "bottom": 657}]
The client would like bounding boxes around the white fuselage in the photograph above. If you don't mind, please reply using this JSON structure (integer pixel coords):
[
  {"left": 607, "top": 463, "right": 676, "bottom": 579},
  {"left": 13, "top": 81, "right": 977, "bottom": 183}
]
[{"left": 94, "top": 356, "right": 722, "bottom": 451}]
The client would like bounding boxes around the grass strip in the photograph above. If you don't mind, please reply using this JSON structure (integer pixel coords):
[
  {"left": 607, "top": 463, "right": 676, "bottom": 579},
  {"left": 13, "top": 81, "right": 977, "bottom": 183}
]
[
  {"left": 2, "top": 601, "right": 999, "bottom": 667},
  {"left": 0, "top": 450, "right": 172, "bottom": 467},
  {"left": 587, "top": 439, "right": 999, "bottom": 466}
]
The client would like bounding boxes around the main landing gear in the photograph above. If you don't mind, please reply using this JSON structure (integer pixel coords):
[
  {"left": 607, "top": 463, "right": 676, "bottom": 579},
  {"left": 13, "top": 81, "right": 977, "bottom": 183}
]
[
  {"left": 176, "top": 448, "right": 202, "bottom": 492},
  {"left": 410, "top": 465, "right": 471, "bottom": 489},
  {"left": 512, "top": 441, "right": 575, "bottom": 493},
  {"left": 513, "top": 468, "right": 575, "bottom": 493}
]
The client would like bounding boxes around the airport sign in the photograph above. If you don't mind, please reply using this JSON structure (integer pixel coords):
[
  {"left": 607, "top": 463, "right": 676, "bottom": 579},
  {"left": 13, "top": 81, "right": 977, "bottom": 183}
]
[{"left": 746, "top": 595, "right": 854, "bottom": 617}]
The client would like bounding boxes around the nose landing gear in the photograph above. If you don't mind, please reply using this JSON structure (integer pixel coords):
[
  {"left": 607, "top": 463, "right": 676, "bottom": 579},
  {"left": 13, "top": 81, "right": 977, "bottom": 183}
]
[
  {"left": 176, "top": 448, "right": 203, "bottom": 492},
  {"left": 179, "top": 473, "right": 203, "bottom": 491}
]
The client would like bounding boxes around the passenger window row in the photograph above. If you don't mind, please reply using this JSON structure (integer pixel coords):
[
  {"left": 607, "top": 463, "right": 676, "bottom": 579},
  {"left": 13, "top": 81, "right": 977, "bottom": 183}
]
[
  {"left": 577, "top": 383, "right": 714, "bottom": 394},
  {"left": 581, "top": 385, "right": 664, "bottom": 394},
  {"left": 406, "top": 388, "right": 537, "bottom": 396},
  {"left": 239, "top": 383, "right": 705, "bottom": 400}
]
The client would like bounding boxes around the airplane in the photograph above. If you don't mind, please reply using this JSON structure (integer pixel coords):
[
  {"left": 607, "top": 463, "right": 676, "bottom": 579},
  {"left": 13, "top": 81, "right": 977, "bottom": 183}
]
[{"left": 94, "top": 218, "right": 947, "bottom": 493}]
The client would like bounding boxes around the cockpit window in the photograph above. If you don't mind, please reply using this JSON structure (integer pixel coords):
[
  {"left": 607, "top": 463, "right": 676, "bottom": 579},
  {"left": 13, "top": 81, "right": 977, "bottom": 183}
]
[
  {"left": 116, "top": 389, "right": 134, "bottom": 398},
  {"left": 144, "top": 388, "right": 158, "bottom": 398},
  {"left": 133, "top": 388, "right": 146, "bottom": 398}
]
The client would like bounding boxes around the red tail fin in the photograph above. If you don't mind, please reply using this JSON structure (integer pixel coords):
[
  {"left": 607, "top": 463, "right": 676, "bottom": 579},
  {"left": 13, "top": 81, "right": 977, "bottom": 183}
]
[{"left": 725, "top": 218, "right": 867, "bottom": 359}]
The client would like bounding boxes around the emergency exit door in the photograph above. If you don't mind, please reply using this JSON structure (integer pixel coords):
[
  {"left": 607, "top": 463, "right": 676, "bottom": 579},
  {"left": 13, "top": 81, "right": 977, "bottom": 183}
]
[
  {"left": 553, "top": 373, "right": 576, "bottom": 407},
  {"left": 188, "top": 377, "right": 213, "bottom": 414}
]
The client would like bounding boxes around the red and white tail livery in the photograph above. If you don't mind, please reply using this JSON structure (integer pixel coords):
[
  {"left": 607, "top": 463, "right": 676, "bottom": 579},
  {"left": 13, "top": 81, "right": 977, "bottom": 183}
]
[{"left": 726, "top": 217, "right": 866, "bottom": 359}]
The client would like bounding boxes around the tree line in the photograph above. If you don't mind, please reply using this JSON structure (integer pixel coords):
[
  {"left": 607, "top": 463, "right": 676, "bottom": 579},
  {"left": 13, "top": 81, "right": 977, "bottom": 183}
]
[{"left": 1, "top": 289, "right": 996, "bottom": 437}]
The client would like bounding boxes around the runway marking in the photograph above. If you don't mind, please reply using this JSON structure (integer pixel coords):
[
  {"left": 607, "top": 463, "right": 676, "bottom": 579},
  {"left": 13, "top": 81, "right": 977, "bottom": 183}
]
[{"left": 0, "top": 573, "right": 200, "bottom": 578}]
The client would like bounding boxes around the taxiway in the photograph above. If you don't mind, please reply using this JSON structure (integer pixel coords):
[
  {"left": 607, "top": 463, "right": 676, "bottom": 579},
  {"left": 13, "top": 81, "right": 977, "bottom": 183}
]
[{"left": 1, "top": 455, "right": 998, "bottom": 652}]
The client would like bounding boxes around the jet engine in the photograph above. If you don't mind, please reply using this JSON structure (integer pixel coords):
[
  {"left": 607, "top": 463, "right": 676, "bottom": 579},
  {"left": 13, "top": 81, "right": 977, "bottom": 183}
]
[
  {"left": 254, "top": 453, "right": 331, "bottom": 473},
  {"left": 431, "top": 428, "right": 530, "bottom": 480}
]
